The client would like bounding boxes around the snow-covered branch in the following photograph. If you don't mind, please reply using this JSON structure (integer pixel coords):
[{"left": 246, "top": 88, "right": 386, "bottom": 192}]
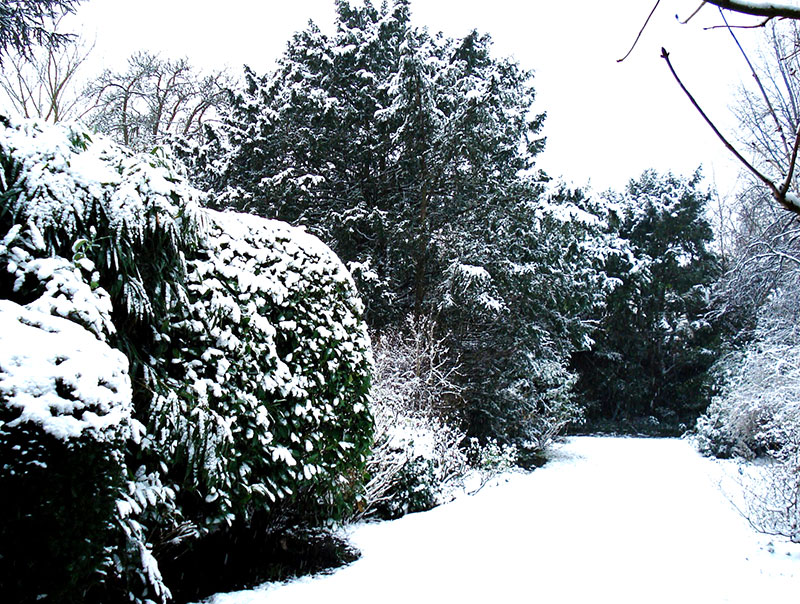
[{"left": 707, "top": 0, "right": 800, "bottom": 20}]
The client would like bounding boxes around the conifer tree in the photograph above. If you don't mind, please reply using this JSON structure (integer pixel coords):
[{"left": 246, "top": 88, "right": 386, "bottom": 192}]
[
  {"left": 183, "top": 0, "right": 609, "bottom": 447},
  {"left": 574, "top": 170, "right": 721, "bottom": 431}
]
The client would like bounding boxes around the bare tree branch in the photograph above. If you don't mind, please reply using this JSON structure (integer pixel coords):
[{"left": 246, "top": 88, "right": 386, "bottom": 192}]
[
  {"left": 720, "top": 9, "right": 791, "bottom": 157},
  {"left": 661, "top": 47, "right": 800, "bottom": 215},
  {"left": 661, "top": 48, "right": 775, "bottom": 190},
  {"left": 779, "top": 124, "right": 800, "bottom": 195},
  {"left": 0, "top": 17, "right": 93, "bottom": 122},
  {"left": 618, "top": 0, "right": 662, "bottom": 63},
  {"left": 85, "top": 51, "right": 231, "bottom": 151},
  {"left": 681, "top": 1, "right": 709, "bottom": 24},
  {"left": 704, "top": 17, "right": 773, "bottom": 29}
]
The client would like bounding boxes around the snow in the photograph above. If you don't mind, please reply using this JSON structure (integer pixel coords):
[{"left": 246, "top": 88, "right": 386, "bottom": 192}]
[
  {"left": 0, "top": 117, "right": 203, "bottom": 251},
  {"left": 720, "top": 1, "right": 800, "bottom": 17},
  {"left": 197, "top": 437, "right": 800, "bottom": 604},
  {"left": 22, "top": 256, "right": 116, "bottom": 341},
  {"left": 0, "top": 300, "right": 132, "bottom": 441},
  {"left": 456, "top": 263, "right": 491, "bottom": 282}
]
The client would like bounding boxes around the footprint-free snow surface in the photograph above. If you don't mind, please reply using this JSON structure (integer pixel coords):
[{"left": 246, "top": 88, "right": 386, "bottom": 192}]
[{"left": 201, "top": 437, "right": 800, "bottom": 603}]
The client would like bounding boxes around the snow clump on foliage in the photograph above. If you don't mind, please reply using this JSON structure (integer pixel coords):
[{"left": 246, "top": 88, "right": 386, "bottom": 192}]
[
  {"left": 0, "top": 299, "right": 132, "bottom": 441},
  {"left": 152, "top": 208, "right": 373, "bottom": 527}
]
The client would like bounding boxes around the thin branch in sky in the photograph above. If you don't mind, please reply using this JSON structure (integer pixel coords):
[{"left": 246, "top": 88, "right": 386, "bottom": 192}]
[
  {"left": 704, "top": 17, "right": 773, "bottom": 30},
  {"left": 617, "top": 0, "right": 661, "bottom": 63},
  {"left": 680, "top": 2, "right": 708, "bottom": 25},
  {"left": 660, "top": 49, "right": 773, "bottom": 192},
  {"left": 661, "top": 47, "right": 800, "bottom": 215},
  {"left": 720, "top": 8, "right": 791, "bottom": 157},
  {"left": 779, "top": 126, "right": 800, "bottom": 196}
]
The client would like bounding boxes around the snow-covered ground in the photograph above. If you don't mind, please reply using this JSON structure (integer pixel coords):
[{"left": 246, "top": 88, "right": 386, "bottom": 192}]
[{"left": 198, "top": 437, "right": 800, "bottom": 603}]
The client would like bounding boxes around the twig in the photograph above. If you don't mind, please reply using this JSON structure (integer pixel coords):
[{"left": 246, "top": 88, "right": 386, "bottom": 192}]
[
  {"left": 681, "top": 1, "right": 708, "bottom": 25},
  {"left": 780, "top": 125, "right": 800, "bottom": 195},
  {"left": 720, "top": 8, "right": 791, "bottom": 157},
  {"left": 705, "top": 17, "right": 773, "bottom": 30},
  {"left": 618, "top": 0, "right": 662, "bottom": 63},
  {"left": 661, "top": 47, "right": 800, "bottom": 215}
]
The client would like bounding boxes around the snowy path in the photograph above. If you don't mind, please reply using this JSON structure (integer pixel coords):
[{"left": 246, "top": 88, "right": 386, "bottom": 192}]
[{"left": 202, "top": 437, "right": 800, "bottom": 603}]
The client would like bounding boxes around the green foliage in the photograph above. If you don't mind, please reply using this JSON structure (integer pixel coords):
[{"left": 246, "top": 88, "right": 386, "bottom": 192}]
[
  {"left": 373, "top": 455, "right": 437, "bottom": 519},
  {"left": 467, "top": 437, "right": 519, "bottom": 473},
  {"left": 183, "top": 0, "right": 545, "bottom": 328},
  {"left": 0, "top": 427, "right": 124, "bottom": 603},
  {"left": 435, "top": 184, "right": 611, "bottom": 446},
  {"left": 0, "top": 0, "right": 82, "bottom": 62},
  {"left": 152, "top": 210, "right": 373, "bottom": 527}
]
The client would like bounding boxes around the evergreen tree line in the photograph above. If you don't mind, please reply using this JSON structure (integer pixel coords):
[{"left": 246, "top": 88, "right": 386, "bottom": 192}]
[{"left": 0, "top": 0, "right": 726, "bottom": 442}]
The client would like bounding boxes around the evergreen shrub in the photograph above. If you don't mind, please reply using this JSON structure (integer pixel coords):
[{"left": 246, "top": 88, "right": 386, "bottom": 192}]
[{"left": 0, "top": 116, "right": 373, "bottom": 602}]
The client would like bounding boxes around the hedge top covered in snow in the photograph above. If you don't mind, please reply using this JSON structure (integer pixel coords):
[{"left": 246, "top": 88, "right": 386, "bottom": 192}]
[
  {"left": 0, "top": 115, "right": 206, "bottom": 339},
  {"left": 156, "top": 207, "right": 373, "bottom": 523},
  {"left": 0, "top": 115, "right": 203, "bottom": 250}
]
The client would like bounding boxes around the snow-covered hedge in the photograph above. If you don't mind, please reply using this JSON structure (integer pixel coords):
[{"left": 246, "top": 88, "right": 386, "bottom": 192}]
[
  {"left": 153, "top": 209, "right": 373, "bottom": 526},
  {"left": 696, "top": 283, "right": 800, "bottom": 459},
  {"left": 0, "top": 299, "right": 133, "bottom": 602},
  {"left": 0, "top": 219, "right": 136, "bottom": 602},
  {"left": 0, "top": 116, "right": 372, "bottom": 602},
  {"left": 0, "top": 297, "right": 131, "bottom": 441}
]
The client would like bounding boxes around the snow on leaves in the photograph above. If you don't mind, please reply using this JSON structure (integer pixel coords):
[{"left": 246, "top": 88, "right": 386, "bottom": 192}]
[
  {"left": 0, "top": 116, "right": 203, "bottom": 249},
  {"left": 155, "top": 208, "right": 373, "bottom": 524}
]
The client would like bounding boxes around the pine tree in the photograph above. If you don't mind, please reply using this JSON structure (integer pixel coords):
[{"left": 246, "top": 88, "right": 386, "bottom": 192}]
[
  {"left": 437, "top": 182, "right": 613, "bottom": 445},
  {"left": 186, "top": 1, "right": 544, "bottom": 324}
]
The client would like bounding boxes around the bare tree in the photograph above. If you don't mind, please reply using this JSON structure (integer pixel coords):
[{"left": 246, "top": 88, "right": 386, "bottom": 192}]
[
  {"left": 85, "top": 51, "right": 232, "bottom": 151},
  {"left": 705, "top": 20, "right": 800, "bottom": 331},
  {"left": 732, "top": 20, "right": 800, "bottom": 180},
  {"left": 0, "top": 18, "right": 92, "bottom": 121},
  {"left": 696, "top": 22, "right": 800, "bottom": 538}
]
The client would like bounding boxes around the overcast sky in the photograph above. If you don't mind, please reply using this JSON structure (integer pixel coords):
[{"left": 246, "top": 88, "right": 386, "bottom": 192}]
[{"left": 68, "top": 0, "right": 772, "bottom": 195}]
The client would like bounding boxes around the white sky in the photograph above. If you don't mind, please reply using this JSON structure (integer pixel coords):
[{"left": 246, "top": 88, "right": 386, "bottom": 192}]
[{"left": 67, "top": 0, "right": 774, "bottom": 195}]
